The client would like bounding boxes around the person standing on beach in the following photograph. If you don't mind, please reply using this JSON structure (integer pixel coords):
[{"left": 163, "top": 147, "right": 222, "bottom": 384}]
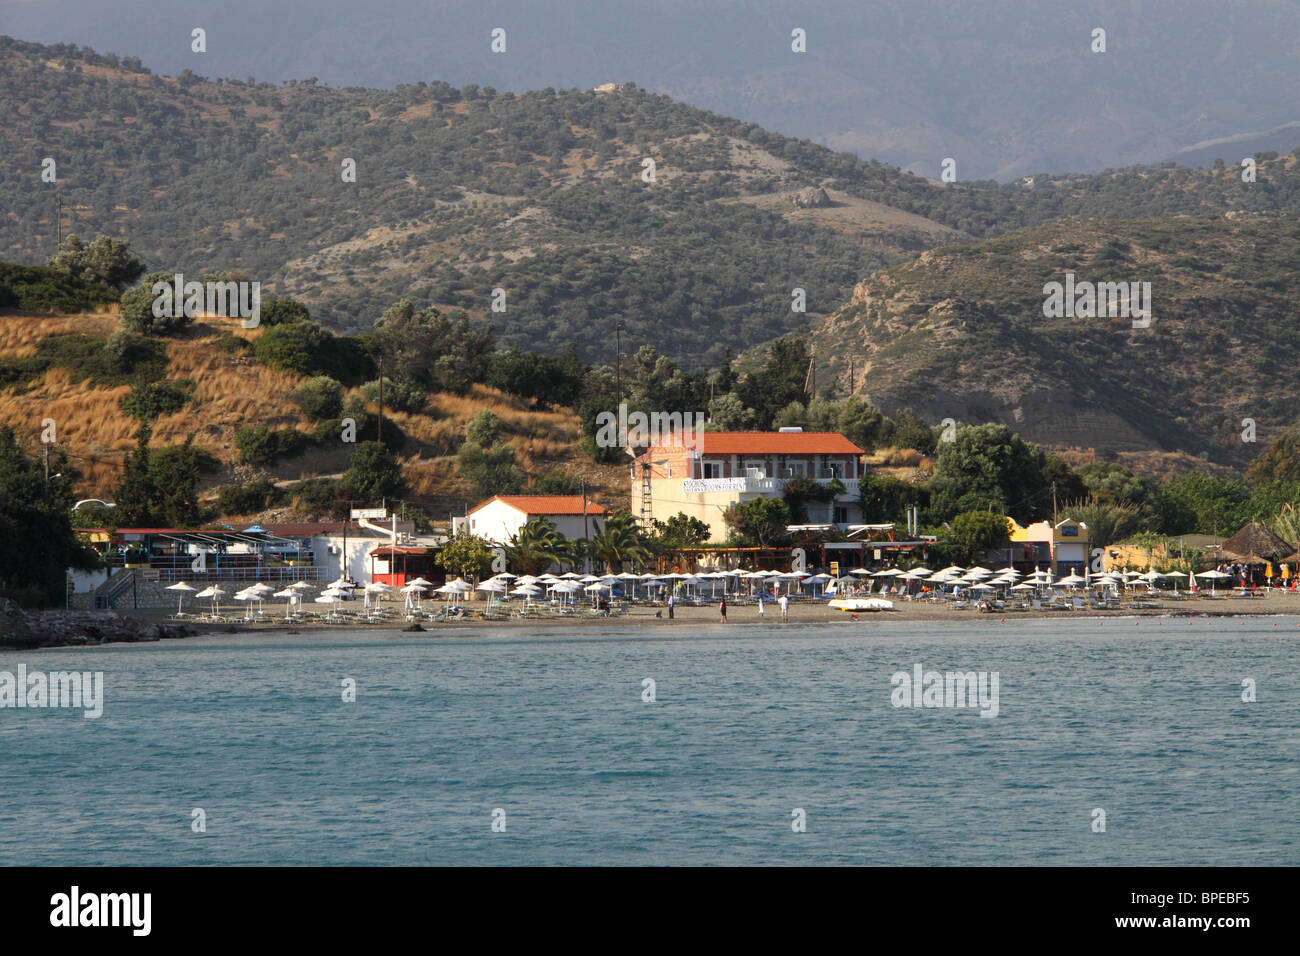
[
  {"left": 667, "top": 593, "right": 674, "bottom": 620},
  {"left": 778, "top": 594, "right": 789, "bottom": 621},
  {"left": 719, "top": 597, "right": 727, "bottom": 622},
  {"left": 758, "top": 595, "right": 765, "bottom": 618}
]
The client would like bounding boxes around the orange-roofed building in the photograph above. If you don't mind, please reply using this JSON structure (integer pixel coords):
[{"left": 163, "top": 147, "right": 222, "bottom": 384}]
[
  {"left": 631, "top": 428, "right": 866, "bottom": 540},
  {"left": 465, "top": 495, "right": 608, "bottom": 544}
]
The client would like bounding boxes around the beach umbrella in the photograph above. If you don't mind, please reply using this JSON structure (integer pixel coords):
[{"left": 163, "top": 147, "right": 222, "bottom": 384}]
[
  {"left": 194, "top": 585, "right": 226, "bottom": 615},
  {"left": 848, "top": 567, "right": 873, "bottom": 575},
  {"left": 363, "top": 580, "right": 391, "bottom": 608},
  {"left": 328, "top": 576, "right": 358, "bottom": 591},
  {"left": 165, "top": 580, "right": 196, "bottom": 615},
  {"left": 407, "top": 576, "right": 434, "bottom": 587},
  {"left": 965, "top": 567, "right": 993, "bottom": 579},
  {"left": 903, "top": 567, "right": 933, "bottom": 578},
  {"left": 405, "top": 582, "right": 434, "bottom": 609},
  {"left": 1057, "top": 572, "right": 1087, "bottom": 587},
  {"left": 272, "top": 587, "right": 299, "bottom": 618},
  {"left": 234, "top": 587, "right": 264, "bottom": 620},
  {"left": 289, "top": 580, "right": 315, "bottom": 592},
  {"left": 1011, "top": 582, "right": 1035, "bottom": 592},
  {"left": 476, "top": 579, "right": 509, "bottom": 604}
]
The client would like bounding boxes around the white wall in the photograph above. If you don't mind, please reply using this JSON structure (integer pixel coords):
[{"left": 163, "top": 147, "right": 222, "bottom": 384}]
[{"left": 467, "top": 502, "right": 604, "bottom": 545}]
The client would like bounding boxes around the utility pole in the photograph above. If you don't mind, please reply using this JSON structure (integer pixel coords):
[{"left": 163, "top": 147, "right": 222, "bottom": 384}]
[
  {"left": 377, "top": 357, "right": 383, "bottom": 444},
  {"left": 55, "top": 192, "right": 62, "bottom": 251},
  {"left": 614, "top": 321, "right": 623, "bottom": 401}
]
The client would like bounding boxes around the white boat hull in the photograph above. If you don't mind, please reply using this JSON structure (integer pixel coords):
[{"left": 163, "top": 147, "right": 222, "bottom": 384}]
[{"left": 828, "top": 598, "right": 895, "bottom": 612}]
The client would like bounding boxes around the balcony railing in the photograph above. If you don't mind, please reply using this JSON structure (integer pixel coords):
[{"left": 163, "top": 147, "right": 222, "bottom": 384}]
[{"left": 681, "top": 476, "right": 860, "bottom": 495}]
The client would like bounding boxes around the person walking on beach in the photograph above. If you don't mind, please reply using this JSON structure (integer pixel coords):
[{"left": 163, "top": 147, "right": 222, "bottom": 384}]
[
  {"left": 758, "top": 595, "right": 765, "bottom": 618},
  {"left": 778, "top": 594, "right": 789, "bottom": 621},
  {"left": 667, "top": 593, "right": 674, "bottom": 620},
  {"left": 719, "top": 597, "right": 727, "bottom": 622}
]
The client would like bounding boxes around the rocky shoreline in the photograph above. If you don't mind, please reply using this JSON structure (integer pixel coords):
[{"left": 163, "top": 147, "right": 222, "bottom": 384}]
[{"left": 0, "top": 599, "right": 197, "bottom": 649}]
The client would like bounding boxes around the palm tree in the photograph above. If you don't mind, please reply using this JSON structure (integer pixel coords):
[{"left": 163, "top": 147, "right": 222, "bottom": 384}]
[
  {"left": 504, "top": 516, "right": 567, "bottom": 573},
  {"left": 591, "top": 511, "right": 650, "bottom": 572}
]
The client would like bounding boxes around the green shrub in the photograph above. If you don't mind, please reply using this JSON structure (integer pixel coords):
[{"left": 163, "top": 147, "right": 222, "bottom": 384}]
[
  {"left": 119, "top": 271, "right": 193, "bottom": 336},
  {"left": 256, "top": 297, "right": 309, "bottom": 326},
  {"left": 360, "top": 376, "right": 427, "bottom": 414},
  {"left": 465, "top": 409, "right": 502, "bottom": 447},
  {"left": 121, "top": 379, "right": 196, "bottom": 420},
  {"left": 215, "top": 479, "right": 284, "bottom": 516},
  {"left": 0, "top": 262, "right": 119, "bottom": 313},
  {"left": 291, "top": 375, "right": 344, "bottom": 419},
  {"left": 290, "top": 477, "right": 344, "bottom": 514},
  {"left": 234, "top": 425, "right": 311, "bottom": 465}
]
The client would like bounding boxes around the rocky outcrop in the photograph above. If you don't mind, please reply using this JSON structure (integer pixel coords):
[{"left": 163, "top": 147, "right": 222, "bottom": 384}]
[
  {"left": 791, "top": 186, "right": 831, "bottom": 208},
  {"left": 0, "top": 599, "right": 195, "bottom": 649}
]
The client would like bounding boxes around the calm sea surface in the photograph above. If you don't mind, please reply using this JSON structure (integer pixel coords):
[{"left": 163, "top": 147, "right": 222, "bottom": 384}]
[{"left": 1, "top": 616, "right": 1296, "bottom": 865}]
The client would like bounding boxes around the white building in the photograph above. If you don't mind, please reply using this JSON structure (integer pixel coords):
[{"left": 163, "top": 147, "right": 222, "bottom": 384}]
[{"left": 464, "top": 495, "right": 607, "bottom": 545}]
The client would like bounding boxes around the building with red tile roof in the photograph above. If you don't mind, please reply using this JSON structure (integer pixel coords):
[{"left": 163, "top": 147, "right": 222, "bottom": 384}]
[
  {"left": 465, "top": 495, "right": 607, "bottom": 544},
  {"left": 631, "top": 429, "right": 866, "bottom": 539}
]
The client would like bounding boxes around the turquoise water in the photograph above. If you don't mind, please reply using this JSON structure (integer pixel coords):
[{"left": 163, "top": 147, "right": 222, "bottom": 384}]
[{"left": 1, "top": 616, "right": 1296, "bottom": 865}]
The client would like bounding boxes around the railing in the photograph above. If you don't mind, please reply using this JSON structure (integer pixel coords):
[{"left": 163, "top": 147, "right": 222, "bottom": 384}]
[
  {"left": 95, "top": 569, "right": 136, "bottom": 609},
  {"left": 682, "top": 477, "right": 860, "bottom": 495},
  {"left": 146, "top": 567, "right": 326, "bottom": 585}
]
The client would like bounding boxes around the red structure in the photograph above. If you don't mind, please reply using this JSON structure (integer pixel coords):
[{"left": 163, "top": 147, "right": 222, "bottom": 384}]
[{"left": 368, "top": 545, "right": 447, "bottom": 587}]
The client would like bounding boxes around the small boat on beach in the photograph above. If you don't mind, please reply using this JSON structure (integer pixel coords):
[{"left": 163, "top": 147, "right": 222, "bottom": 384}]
[{"left": 828, "top": 598, "right": 895, "bottom": 613}]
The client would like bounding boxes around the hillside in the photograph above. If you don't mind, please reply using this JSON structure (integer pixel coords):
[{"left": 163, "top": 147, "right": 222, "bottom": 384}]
[
  {"left": 807, "top": 214, "right": 1300, "bottom": 469},
  {"left": 0, "top": 309, "right": 625, "bottom": 514},
  {"left": 6, "top": 1, "right": 1300, "bottom": 180},
  {"left": 0, "top": 36, "right": 976, "bottom": 369},
  {"left": 9, "top": 37, "right": 1300, "bottom": 373}
]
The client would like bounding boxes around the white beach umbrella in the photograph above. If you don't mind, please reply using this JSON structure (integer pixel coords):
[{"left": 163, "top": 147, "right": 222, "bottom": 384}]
[
  {"left": 193, "top": 585, "right": 227, "bottom": 614},
  {"left": 903, "top": 567, "right": 933, "bottom": 577},
  {"left": 165, "top": 580, "right": 196, "bottom": 615},
  {"left": 272, "top": 587, "right": 299, "bottom": 618},
  {"left": 289, "top": 580, "right": 316, "bottom": 592},
  {"left": 364, "top": 580, "right": 391, "bottom": 608}
]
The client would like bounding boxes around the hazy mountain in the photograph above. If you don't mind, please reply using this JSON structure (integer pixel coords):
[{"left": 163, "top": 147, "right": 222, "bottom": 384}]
[{"left": 3, "top": 0, "right": 1298, "bottom": 180}]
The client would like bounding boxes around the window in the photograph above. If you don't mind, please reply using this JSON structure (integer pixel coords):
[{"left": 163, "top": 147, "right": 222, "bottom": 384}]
[
  {"left": 824, "top": 461, "right": 844, "bottom": 479},
  {"left": 744, "top": 460, "right": 765, "bottom": 478},
  {"left": 701, "top": 461, "right": 722, "bottom": 479},
  {"left": 834, "top": 506, "right": 849, "bottom": 524},
  {"left": 782, "top": 461, "right": 807, "bottom": 478}
]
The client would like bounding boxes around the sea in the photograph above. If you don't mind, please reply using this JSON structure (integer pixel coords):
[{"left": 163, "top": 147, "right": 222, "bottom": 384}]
[{"left": 1, "top": 616, "right": 1296, "bottom": 866}]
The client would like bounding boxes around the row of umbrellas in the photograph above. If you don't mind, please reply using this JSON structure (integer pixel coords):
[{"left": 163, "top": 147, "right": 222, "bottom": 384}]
[{"left": 164, "top": 561, "right": 1234, "bottom": 617}]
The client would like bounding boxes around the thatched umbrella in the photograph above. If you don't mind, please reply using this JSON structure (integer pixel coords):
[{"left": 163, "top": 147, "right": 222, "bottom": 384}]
[{"left": 1219, "top": 522, "right": 1291, "bottom": 569}]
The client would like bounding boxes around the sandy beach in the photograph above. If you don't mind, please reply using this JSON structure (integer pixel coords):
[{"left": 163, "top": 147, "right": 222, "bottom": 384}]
[{"left": 108, "top": 588, "right": 1300, "bottom": 638}]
